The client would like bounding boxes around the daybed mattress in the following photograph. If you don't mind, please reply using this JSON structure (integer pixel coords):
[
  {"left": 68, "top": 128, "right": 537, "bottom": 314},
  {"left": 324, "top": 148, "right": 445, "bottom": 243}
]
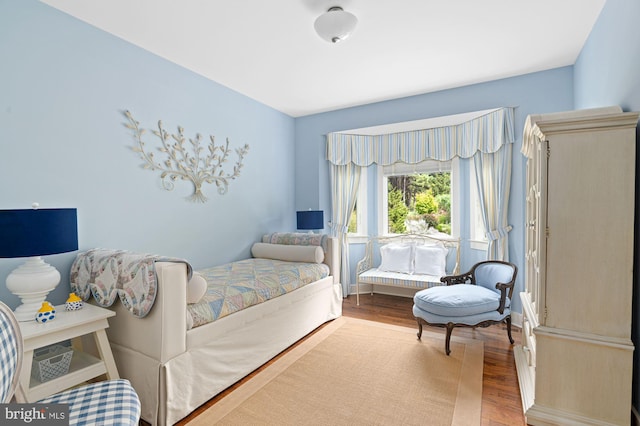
[{"left": 188, "top": 259, "right": 330, "bottom": 328}]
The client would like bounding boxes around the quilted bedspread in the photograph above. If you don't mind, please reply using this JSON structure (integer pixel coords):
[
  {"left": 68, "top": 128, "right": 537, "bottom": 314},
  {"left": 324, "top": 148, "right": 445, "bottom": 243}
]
[{"left": 187, "top": 258, "right": 330, "bottom": 329}]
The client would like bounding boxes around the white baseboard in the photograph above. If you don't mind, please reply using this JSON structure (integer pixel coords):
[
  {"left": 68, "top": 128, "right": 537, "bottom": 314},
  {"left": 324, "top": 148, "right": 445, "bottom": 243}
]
[{"left": 511, "top": 311, "right": 522, "bottom": 328}]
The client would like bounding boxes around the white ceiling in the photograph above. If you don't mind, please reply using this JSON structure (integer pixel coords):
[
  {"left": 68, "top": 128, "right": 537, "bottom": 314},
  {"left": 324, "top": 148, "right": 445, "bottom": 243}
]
[{"left": 41, "top": 0, "right": 606, "bottom": 117}]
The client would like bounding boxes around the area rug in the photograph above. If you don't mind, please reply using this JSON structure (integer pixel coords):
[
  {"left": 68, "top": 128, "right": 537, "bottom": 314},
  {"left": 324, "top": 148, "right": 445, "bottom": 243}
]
[{"left": 189, "top": 317, "right": 483, "bottom": 425}]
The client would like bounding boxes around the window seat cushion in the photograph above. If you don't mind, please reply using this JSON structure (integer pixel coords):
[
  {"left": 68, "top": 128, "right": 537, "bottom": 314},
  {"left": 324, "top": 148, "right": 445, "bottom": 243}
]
[{"left": 358, "top": 268, "right": 443, "bottom": 289}]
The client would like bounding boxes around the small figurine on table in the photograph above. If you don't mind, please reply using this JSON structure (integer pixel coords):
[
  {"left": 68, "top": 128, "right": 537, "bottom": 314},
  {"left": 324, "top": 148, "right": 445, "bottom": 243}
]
[
  {"left": 65, "top": 293, "right": 84, "bottom": 311},
  {"left": 35, "top": 301, "right": 56, "bottom": 323}
]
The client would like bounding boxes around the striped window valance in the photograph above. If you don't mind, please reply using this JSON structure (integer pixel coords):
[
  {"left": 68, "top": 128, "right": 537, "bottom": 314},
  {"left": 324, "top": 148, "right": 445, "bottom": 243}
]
[{"left": 326, "top": 107, "right": 515, "bottom": 166}]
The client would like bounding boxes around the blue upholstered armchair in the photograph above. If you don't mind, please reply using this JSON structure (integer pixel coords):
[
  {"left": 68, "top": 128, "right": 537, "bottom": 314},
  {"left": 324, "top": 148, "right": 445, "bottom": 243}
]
[
  {"left": 412, "top": 260, "right": 517, "bottom": 355},
  {"left": 0, "top": 301, "right": 141, "bottom": 425}
]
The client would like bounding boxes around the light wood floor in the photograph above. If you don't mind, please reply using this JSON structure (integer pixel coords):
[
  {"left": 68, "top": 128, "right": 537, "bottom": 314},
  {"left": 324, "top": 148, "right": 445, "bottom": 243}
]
[{"left": 176, "top": 293, "right": 526, "bottom": 425}]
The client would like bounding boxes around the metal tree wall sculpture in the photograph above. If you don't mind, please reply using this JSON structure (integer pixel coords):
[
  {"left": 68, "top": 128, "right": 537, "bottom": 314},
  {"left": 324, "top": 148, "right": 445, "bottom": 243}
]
[{"left": 124, "top": 110, "right": 249, "bottom": 203}]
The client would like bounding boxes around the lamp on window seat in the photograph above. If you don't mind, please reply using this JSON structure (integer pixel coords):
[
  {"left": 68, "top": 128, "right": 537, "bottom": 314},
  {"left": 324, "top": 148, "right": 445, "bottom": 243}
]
[
  {"left": 0, "top": 205, "right": 78, "bottom": 321},
  {"left": 297, "top": 210, "right": 324, "bottom": 233}
]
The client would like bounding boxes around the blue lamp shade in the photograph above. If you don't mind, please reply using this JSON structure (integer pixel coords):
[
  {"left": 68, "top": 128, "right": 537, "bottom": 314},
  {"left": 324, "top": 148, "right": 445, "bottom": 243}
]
[
  {"left": 297, "top": 210, "right": 324, "bottom": 230},
  {"left": 0, "top": 208, "right": 78, "bottom": 258}
]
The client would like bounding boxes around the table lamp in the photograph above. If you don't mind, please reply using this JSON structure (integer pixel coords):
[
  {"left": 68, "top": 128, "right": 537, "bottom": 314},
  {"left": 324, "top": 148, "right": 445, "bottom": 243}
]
[
  {"left": 0, "top": 207, "right": 78, "bottom": 321},
  {"left": 296, "top": 210, "right": 324, "bottom": 233}
]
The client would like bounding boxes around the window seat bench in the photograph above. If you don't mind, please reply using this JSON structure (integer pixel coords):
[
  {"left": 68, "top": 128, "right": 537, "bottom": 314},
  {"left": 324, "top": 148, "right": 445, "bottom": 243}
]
[{"left": 355, "top": 233, "right": 460, "bottom": 305}]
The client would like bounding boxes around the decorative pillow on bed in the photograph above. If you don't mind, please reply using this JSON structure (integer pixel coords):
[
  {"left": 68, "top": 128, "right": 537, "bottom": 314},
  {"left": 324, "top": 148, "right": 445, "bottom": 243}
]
[
  {"left": 413, "top": 243, "right": 448, "bottom": 276},
  {"left": 379, "top": 243, "right": 414, "bottom": 274},
  {"left": 251, "top": 242, "right": 325, "bottom": 263},
  {"left": 186, "top": 272, "right": 207, "bottom": 304},
  {"left": 262, "top": 232, "right": 327, "bottom": 250}
]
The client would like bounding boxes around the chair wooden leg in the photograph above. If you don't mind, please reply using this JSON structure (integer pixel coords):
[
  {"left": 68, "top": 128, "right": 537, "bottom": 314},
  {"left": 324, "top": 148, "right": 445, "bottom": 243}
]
[
  {"left": 416, "top": 318, "right": 423, "bottom": 340},
  {"left": 506, "top": 316, "right": 514, "bottom": 344},
  {"left": 445, "top": 323, "right": 454, "bottom": 356}
]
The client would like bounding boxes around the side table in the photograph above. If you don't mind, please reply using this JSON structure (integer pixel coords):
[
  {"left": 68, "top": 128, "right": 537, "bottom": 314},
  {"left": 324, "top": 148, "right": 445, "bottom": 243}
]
[{"left": 18, "top": 303, "right": 120, "bottom": 402}]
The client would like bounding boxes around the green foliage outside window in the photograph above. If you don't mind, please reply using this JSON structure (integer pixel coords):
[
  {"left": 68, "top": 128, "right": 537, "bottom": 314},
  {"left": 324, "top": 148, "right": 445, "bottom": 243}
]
[
  {"left": 388, "top": 186, "right": 408, "bottom": 233},
  {"left": 414, "top": 191, "right": 438, "bottom": 215},
  {"left": 348, "top": 207, "right": 357, "bottom": 233},
  {"left": 387, "top": 171, "right": 451, "bottom": 234},
  {"left": 435, "top": 194, "right": 450, "bottom": 212}
]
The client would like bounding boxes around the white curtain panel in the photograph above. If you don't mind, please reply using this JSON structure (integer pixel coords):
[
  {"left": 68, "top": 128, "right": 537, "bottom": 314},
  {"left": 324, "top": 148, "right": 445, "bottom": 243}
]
[
  {"left": 473, "top": 144, "right": 513, "bottom": 261},
  {"left": 329, "top": 163, "right": 361, "bottom": 295}
]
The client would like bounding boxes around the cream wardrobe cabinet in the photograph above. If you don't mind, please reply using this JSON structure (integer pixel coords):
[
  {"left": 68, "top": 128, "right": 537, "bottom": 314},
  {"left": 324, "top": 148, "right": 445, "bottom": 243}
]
[{"left": 514, "top": 106, "right": 639, "bottom": 425}]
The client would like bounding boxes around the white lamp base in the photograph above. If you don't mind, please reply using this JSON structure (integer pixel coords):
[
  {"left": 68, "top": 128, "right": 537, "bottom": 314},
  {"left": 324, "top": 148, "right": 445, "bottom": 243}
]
[{"left": 6, "top": 257, "right": 60, "bottom": 322}]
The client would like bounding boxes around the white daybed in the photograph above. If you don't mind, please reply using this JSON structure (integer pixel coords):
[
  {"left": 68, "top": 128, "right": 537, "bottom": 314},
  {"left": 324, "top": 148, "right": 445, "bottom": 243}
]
[
  {"left": 74, "top": 233, "right": 342, "bottom": 425},
  {"left": 356, "top": 233, "right": 460, "bottom": 305}
]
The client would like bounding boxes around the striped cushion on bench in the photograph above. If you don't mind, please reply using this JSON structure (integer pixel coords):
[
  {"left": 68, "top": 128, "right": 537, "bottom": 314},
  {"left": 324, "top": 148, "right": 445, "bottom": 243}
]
[{"left": 358, "top": 268, "right": 444, "bottom": 289}]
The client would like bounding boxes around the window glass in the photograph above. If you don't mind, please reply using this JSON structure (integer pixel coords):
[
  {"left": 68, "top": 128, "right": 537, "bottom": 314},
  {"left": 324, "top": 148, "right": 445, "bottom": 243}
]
[
  {"left": 379, "top": 160, "right": 453, "bottom": 235},
  {"left": 347, "top": 170, "right": 367, "bottom": 236},
  {"left": 348, "top": 202, "right": 358, "bottom": 233}
]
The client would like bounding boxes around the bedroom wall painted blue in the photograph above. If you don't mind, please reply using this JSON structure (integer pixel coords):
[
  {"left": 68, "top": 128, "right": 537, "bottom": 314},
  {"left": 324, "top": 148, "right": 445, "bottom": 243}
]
[
  {"left": 0, "top": 0, "right": 296, "bottom": 309},
  {"left": 294, "top": 67, "right": 575, "bottom": 314},
  {"left": 574, "top": 0, "right": 640, "bottom": 111},
  {"left": 574, "top": 0, "right": 640, "bottom": 415}
]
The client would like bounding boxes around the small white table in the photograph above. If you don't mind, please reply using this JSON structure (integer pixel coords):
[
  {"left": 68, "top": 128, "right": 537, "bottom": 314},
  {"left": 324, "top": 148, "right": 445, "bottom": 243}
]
[{"left": 18, "top": 303, "right": 120, "bottom": 402}]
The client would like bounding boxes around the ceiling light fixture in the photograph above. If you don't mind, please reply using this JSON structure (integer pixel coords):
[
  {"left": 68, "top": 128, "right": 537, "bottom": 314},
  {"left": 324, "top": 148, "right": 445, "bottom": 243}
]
[{"left": 314, "top": 6, "right": 358, "bottom": 44}]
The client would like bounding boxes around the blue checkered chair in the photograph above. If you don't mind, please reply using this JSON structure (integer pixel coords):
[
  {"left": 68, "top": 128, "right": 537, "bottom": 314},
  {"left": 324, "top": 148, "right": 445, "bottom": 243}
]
[
  {"left": 413, "top": 260, "right": 517, "bottom": 355},
  {"left": 0, "top": 301, "right": 141, "bottom": 425},
  {"left": 0, "top": 301, "right": 22, "bottom": 403}
]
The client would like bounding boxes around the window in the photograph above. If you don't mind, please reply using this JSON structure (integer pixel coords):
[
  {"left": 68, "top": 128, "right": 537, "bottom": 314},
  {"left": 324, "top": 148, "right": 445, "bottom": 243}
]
[
  {"left": 343, "top": 156, "right": 488, "bottom": 250},
  {"left": 377, "top": 160, "right": 458, "bottom": 236}
]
